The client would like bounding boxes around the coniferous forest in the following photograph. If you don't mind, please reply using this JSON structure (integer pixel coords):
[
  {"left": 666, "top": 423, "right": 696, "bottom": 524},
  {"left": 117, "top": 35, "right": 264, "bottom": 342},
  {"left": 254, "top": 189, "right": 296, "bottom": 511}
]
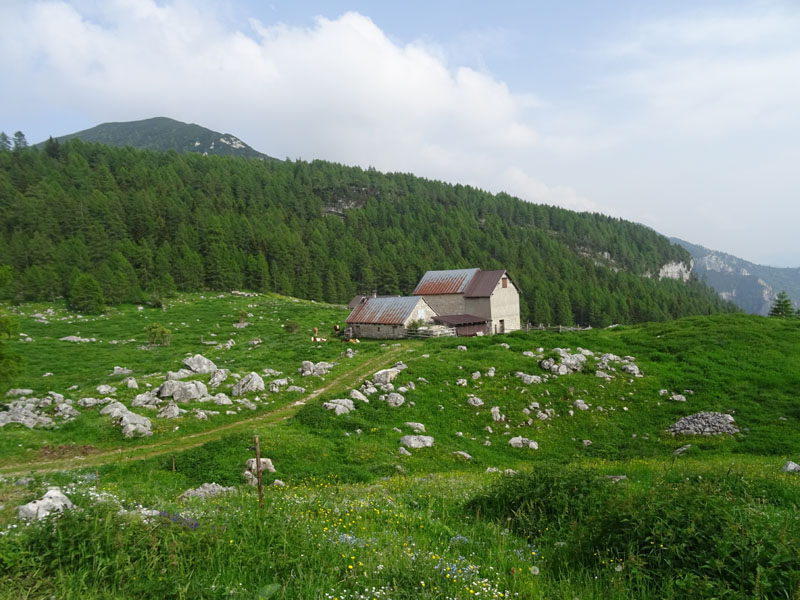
[{"left": 0, "top": 137, "right": 735, "bottom": 325}]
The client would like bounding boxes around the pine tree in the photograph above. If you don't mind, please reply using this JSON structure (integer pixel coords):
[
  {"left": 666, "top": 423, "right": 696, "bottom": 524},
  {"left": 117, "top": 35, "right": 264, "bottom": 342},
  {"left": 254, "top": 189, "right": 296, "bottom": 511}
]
[
  {"left": 769, "top": 291, "right": 795, "bottom": 318},
  {"left": 69, "top": 272, "right": 105, "bottom": 314}
]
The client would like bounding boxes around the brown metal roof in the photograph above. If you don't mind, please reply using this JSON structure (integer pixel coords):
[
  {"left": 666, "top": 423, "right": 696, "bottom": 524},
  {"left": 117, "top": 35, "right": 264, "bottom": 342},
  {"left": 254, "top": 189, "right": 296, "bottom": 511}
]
[
  {"left": 347, "top": 294, "right": 399, "bottom": 310},
  {"left": 433, "top": 314, "right": 489, "bottom": 326},
  {"left": 412, "top": 268, "right": 480, "bottom": 295},
  {"left": 464, "top": 270, "right": 508, "bottom": 297},
  {"left": 346, "top": 296, "right": 429, "bottom": 325}
]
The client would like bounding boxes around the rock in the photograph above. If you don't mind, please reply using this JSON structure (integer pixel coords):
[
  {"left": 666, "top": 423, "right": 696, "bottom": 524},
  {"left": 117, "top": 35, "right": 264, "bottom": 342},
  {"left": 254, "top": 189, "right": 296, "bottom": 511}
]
[
  {"left": 516, "top": 372, "right": 542, "bottom": 385},
  {"left": 400, "top": 435, "right": 434, "bottom": 449},
  {"left": 100, "top": 401, "right": 129, "bottom": 419},
  {"left": 130, "top": 391, "right": 160, "bottom": 408},
  {"left": 453, "top": 451, "right": 472, "bottom": 460},
  {"left": 18, "top": 488, "right": 74, "bottom": 520},
  {"left": 157, "top": 402, "right": 185, "bottom": 419},
  {"left": 659, "top": 389, "right": 669, "bottom": 396},
  {"left": 286, "top": 386, "right": 305, "bottom": 393},
  {"left": 213, "top": 393, "right": 232, "bottom": 405},
  {"left": 60, "top": 335, "right": 94, "bottom": 343},
  {"left": 385, "top": 393, "right": 405, "bottom": 407},
  {"left": 6, "top": 388, "right": 34, "bottom": 397},
  {"left": 487, "top": 367, "right": 496, "bottom": 377},
  {"left": 457, "top": 345, "right": 467, "bottom": 351},
  {"left": 262, "top": 368, "right": 283, "bottom": 377},
  {"left": 582, "top": 439, "right": 592, "bottom": 446},
  {"left": 485, "top": 467, "right": 501, "bottom": 473},
  {"left": 232, "top": 372, "right": 265, "bottom": 396},
  {"left": 313, "top": 362, "right": 334, "bottom": 376},
  {"left": 163, "top": 380, "right": 209, "bottom": 402},
  {"left": 345, "top": 348, "right": 356, "bottom": 358},
  {"left": 471, "top": 371, "right": 481, "bottom": 380},
  {"left": 782, "top": 461, "right": 800, "bottom": 473},
  {"left": 399, "top": 447, "right": 412, "bottom": 456},
  {"left": 245, "top": 457, "right": 276, "bottom": 474},
  {"left": 456, "top": 378, "right": 467, "bottom": 387},
  {"left": 350, "top": 389, "right": 369, "bottom": 403},
  {"left": 467, "top": 396, "right": 484, "bottom": 407},
  {"left": 235, "top": 398, "right": 257, "bottom": 410},
  {"left": 499, "top": 343, "right": 510, "bottom": 349},
  {"left": 405, "top": 421, "right": 425, "bottom": 432},
  {"left": 490, "top": 406, "right": 505, "bottom": 422},
  {"left": 573, "top": 399, "right": 589, "bottom": 411},
  {"left": 215, "top": 339, "right": 236, "bottom": 350},
  {"left": 595, "top": 370, "right": 613, "bottom": 380},
  {"left": 621, "top": 363, "right": 642, "bottom": 377},
  {"left": 268, "top": 378, "right": 289, "bottom": 393},
  {"left": 112, "top": 366, "right": 132, "bottom": 375},
  {"left": 509, "top": 436, "right": 538, "bottom": 450},
  {"left": 668, "top": 412, "right": 739, "bottom": 436},
  {"left": 323, "top": 398, "right": 355, "bottom": 415},
  {"left": 100, "top": 402, "right": 152, "bottom": 437},
  {"left": 79, "top": 396, "right": 112, "bottom": 408},
  {"left": 55, "top": 403, "right": 79, "bottom": 420},
  {"left": 208, "top": 369, "right": 230, "bottom": 389},
  {"left": 373, "top": 368, "right": 400, "bottom": 385},
  {"left": 669, "top": 394, "right": 687, "bottom": 403},
  {"left": 166, "top": 369, "right": 194, "bottom": 381},
  {"left": 96, "top": 384, "right": 116, "bottom": 395},
  {"left": 674, "top": 444, "right": 692, "bottom": 456},
  {"left": 178, "top": 482, "right": 235, "bottom": 500},
  {"left": 124, "top": 377, "right": 139, "bottom": 389},
  {"left": 606, "top": 475, "right": 627, "bottom": 482}
]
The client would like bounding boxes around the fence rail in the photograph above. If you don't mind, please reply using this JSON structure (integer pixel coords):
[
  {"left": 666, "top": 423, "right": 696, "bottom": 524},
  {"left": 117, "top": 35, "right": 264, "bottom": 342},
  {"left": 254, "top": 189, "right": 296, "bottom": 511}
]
[{"left": 404, "top": 326, "right": 457, "bottom": 339}]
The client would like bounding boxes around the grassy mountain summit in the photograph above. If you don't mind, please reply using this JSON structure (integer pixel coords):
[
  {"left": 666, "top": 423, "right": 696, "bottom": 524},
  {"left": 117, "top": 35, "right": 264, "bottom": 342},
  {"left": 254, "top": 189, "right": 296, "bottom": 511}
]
[{"left": 38, "top": 116, "right": 275, "bottom": 160}]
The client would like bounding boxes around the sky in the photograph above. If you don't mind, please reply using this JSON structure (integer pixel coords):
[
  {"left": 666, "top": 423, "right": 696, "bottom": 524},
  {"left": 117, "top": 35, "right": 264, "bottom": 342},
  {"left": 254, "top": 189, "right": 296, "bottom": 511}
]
[{"left": 1, "top": 1, "right": 799, "bottom": 267}]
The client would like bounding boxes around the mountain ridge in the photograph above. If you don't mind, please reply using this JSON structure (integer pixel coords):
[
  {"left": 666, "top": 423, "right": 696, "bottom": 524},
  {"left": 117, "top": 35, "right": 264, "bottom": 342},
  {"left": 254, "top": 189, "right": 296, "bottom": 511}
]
[
  {"left": 37, "top": 116, "right": 277, "bottom": 161},
  {"left": 671, "top": 237, "right": 800, "bottom": 315}
]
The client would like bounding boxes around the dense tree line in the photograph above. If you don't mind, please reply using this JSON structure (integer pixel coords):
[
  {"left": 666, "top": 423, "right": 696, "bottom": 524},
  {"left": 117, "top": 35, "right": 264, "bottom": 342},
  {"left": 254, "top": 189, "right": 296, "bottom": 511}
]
[{"left": 0, "top": 137, "right": 735, "bottom": 325}]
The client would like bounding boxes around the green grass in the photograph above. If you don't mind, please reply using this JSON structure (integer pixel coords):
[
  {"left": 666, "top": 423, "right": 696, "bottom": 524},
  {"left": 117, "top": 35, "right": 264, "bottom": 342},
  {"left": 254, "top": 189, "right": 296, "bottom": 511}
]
[{"left": 2, "top": 297, "right": 800, "bottom": 598}]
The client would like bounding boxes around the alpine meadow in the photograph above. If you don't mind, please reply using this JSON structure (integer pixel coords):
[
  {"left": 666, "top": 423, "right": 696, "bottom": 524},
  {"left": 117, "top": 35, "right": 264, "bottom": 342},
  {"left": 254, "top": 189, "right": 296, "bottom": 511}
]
[{"left": 1, "top": 133, "right": 799, "bottom": 600}]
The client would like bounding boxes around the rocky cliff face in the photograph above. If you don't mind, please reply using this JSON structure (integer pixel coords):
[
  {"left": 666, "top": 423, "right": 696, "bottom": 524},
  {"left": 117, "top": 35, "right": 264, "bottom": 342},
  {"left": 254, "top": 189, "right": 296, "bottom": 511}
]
[
  {"left": 658, "top": 260, "right": 693, "bottom": 282},
  {"left": 671, "top": 238, "right": 800, "bottom": 315}
]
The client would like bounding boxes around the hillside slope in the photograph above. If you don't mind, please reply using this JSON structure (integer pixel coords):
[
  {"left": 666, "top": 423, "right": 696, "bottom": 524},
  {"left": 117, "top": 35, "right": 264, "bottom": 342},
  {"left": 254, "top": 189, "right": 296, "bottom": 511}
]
[
  {"left": 37, "top": 116, "right": 275, "bottom": 160},
  {"left": 0, "top": 140, "right": 734, "bottom": 326},
  {"left": 672, "top": 237, "right": 800, "bottom": 314}
]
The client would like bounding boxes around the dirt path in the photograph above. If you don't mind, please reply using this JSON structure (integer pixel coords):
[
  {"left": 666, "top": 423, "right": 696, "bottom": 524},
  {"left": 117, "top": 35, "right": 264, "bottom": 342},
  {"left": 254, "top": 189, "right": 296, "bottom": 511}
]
[{"left": 0, "top": 347, "right": 409, "bottom": 476}]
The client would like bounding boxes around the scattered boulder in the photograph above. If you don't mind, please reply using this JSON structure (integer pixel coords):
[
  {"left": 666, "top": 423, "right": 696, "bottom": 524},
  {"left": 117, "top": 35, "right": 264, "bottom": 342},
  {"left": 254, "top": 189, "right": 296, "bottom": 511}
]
[
  {"left": 467, "top": 395, "right": 484, "bottom": 407},
  {"left": 232, "top": 372, "right": 265, "bottom": 396},
  {"left": 457, "top": 345, "right": 467, "bottom": 351},
  {"left": 286, "top": 386, "right": 306, "bottom": 393},
  {"left": 509, "top": 436, "right": 539, "bottom": 450},
  {"left": 6, "top": 388, "right": 33, "bottom": 397},
  {"left": 453, "top": 451, "right": 472, "bottom": 460},
  {"left": 166, "top": 369, "right": 194, "bottom": 381},
  {"left": 179, "top": 482, "right": 235, "bottom": 501},
  {"left": 157, "top": 402, "right": 185, "bottom": 419},
  {"left": 471, "top": 371, "right": 481, "bottom": 380},
  {"left": 674, "top": 444, "right": 692, "bottom": 456},
  {"left": 213, "top": 393, "right": 232, "bottom": 405},
  {"left": 323, "top": 398, "right": 355, "bottom": 415},
  {"left": 96, "top": 384, "right": 116, "bottom": 395},
  {"left": 124, "top": 377, "right": 139, "bottom": 389},
  {"left": 669, "top": 394, "right": 687, "bottom": 403},
  {"left": 209, "top": 369, "right": 229, "bottom": 389},
  {"left": 350, "top": 389, "right": 369, "bottom": 403},
  {"left": 573, "top": 399, "right": 589, "bottom": 411},
  {"left": 112, "top": 366, "right": 132, "bottom": 376},
  {"left": 18, "top": 488, "right": 74, "bottom": 520},
  {"left": 268, "top": 378, "right": 289, "bottom": 393},
  {"left": 405, "top": 421, "right": 425, "bottom": 432},
  {"left": 399, "top": 447, "right": 412, "bottom": 456},
  {"left": 400, "top": 435, "right": 435, "bottom": 449},
  {"left": 456, "top": 379, "right": 467, "bottom": 387},
  {"left": 490, "top": 406, "right": 505, "bottom": 422},
  {"left": 515, "top": 372, "right": 542, "bottom": 385},
  {"left": 100, "top": 402, "right": 152, "bottom": 437},
  {"left": 158, "top": 380, "right": 208, "bottom": 403},
  {"left": 79, "top": 396, "right": 113, "bottom": 408},
  {"left": 782, "top": 461, "right": 800, "bottom": 473},
  {"left": 373, "top": 368, "right": 400, "bottom": 385},
  {"left": 130, "top": 391, "right": 161, "bottom": 408},
  {"left": 385, "top": 393, "right": 405, "bottom": 408},
  {"left": 487, "top": 367, "right": 496, "bottom": 377},
  {"left": 668, "top": 412, "right": 739, "bottom": 436}
]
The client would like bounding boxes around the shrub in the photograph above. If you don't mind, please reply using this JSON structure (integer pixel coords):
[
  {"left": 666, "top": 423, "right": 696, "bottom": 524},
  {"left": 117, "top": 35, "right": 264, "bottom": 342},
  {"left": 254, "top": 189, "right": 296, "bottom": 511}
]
[
  {"left": 145, "top": 323, "right": 172, "bottom": 346},
  {"left": 283, "top": 320, "right": 300, "bottom": 333},
  {"left": 467, "top": 465, "right": 800, "bottom": 598}
]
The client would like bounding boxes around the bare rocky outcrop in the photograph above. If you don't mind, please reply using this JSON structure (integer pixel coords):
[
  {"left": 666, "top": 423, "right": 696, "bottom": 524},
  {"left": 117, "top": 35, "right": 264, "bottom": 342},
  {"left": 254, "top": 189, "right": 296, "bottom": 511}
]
[
  {"left": 158, "top": 380, "right": 208, "bottom": 402},
  {"left": 100, "top": 401, "right": 152, "bottom": 437},
  {"left": 182, "top": 354, "right": 217, "bottom": 374},
  {"left": 373, "top": 368, "right": 400, "bottom": 385},
  {"left": 209, "top": 369, "right": 229, "bottom": 389}
]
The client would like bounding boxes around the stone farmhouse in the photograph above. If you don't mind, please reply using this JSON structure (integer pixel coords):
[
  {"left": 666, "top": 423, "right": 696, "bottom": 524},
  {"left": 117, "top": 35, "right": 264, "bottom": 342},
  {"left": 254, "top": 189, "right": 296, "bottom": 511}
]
[
  {"left": 346, "top": 268, "right": 521, "bottom": 338},
  {"left": 345, "top": 296, "right": 437, "bottom": 339}
]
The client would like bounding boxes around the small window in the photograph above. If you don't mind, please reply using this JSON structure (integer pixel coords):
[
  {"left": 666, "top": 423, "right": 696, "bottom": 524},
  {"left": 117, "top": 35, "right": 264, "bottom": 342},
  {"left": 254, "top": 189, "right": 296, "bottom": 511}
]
[{"left": 502, "top": 277, "right": 508, "bottom": 289}]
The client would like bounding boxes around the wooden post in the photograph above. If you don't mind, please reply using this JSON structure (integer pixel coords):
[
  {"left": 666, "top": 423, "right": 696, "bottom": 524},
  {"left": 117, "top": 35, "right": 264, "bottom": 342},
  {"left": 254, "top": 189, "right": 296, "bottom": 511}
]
[
  {"left": 171, "top": 455, "right": 175, "bottom": 473},
  {"left": 254, "top": 435, "right": 264, "bottom": 508},
  {"left": 95, "top": 469, "right": 99, "bottom": 491}
]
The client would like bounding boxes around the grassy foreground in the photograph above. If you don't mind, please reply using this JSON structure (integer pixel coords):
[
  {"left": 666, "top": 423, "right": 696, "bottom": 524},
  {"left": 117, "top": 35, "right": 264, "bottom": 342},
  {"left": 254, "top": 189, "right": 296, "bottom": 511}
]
[{"left": 1, "top": 295, "right": 800, "bottom": 598}]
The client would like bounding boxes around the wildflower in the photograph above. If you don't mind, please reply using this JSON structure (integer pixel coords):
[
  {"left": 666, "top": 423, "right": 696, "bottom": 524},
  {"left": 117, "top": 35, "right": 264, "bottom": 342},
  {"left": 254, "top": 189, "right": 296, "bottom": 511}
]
[{"left": 530, "top": 566, "right": 540, "bottom": 575}]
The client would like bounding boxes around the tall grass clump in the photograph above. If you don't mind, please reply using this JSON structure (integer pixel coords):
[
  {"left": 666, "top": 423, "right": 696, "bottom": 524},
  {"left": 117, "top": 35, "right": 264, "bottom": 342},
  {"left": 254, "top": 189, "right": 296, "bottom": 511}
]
[{"left": 468, "top": 465, "right": 800, "bottom": 598}]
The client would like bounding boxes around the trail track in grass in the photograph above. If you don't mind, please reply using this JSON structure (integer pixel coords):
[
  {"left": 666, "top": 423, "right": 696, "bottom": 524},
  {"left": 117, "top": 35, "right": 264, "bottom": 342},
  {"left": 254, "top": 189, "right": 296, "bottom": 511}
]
[{"left": 0, "top": 346, "right": 409, "bottom": 476}]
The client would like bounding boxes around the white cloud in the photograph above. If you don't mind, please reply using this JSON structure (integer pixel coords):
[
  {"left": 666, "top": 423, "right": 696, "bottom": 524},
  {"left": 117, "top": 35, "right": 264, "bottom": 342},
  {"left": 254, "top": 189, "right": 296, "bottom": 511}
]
[{"left": 0, "top": 1, "right": 578, "bottom": 206}]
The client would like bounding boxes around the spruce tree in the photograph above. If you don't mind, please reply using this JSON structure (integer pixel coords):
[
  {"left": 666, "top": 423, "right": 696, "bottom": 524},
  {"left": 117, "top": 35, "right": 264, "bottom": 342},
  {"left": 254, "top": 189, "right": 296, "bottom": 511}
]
[
  {"left": 769, "top": 291, "right": 795, "bottom": 318},
  {"left": 69, "top": 272, "right": 105, "bottom": 314}
]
